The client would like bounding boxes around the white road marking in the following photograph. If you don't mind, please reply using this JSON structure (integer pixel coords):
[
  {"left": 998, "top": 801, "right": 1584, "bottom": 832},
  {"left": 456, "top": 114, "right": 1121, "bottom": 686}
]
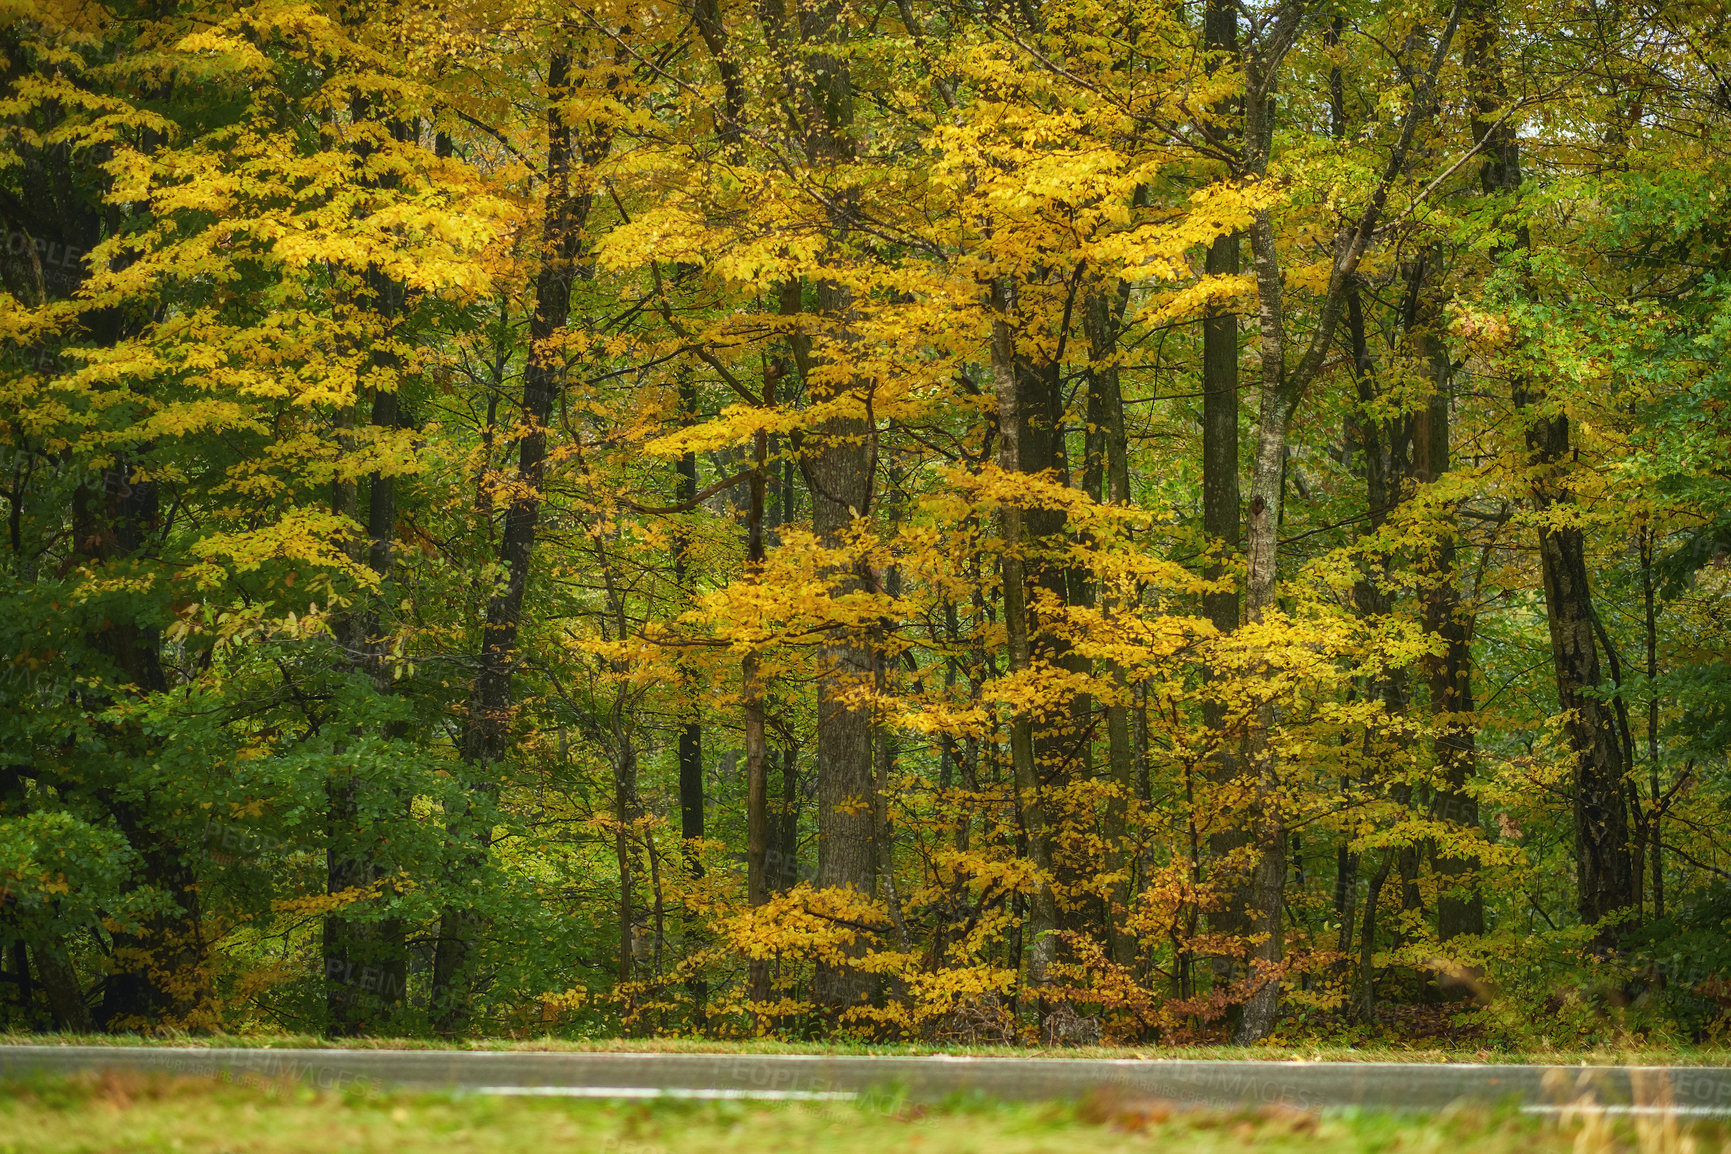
[
  {"left": 469, "top": 1085, "right": 859, "bottom": 1101},
  {"left": 1521, "top": 1105, "right": 1731, "bottom": 1117}
]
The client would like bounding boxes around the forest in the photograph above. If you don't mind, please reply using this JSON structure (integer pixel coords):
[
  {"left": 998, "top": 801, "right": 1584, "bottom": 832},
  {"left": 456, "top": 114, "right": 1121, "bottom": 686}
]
[{"left": 1, "top": 0, "right": 1729, "bottom": 1048}]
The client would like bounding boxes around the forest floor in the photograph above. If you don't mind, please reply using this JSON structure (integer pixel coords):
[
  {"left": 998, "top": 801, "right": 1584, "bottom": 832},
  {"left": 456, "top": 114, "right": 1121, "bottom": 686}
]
[{"left": 4, "top": 1069, "right": 1725, "bottom": 1154}]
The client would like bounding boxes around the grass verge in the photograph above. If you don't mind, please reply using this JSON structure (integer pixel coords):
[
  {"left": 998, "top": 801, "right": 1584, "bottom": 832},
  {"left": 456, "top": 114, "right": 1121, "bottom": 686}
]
[{"left": 0, "top": 1072, "right": 1726, "bottom": 1154}]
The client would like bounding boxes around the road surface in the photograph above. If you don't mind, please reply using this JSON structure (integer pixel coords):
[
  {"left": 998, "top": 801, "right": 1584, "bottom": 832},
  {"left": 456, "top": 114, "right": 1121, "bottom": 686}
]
[{"left": 2, "top": 1046, "right": 1726, "bottom": 1116}]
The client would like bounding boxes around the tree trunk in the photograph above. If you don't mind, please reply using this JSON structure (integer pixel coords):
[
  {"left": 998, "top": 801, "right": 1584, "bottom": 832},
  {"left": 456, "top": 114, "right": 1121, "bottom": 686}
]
[
  {"left": 1414, "top": 319, "right": 1484, "bottom": 943},
  {"left": 326, "top": 201, "right": 410, "bottom": 1034},
  {"left": 777, "top": 746, "right": 800, "bottom": 891},
  {"left": 1225, "top": 0, "right": 1460, "bottom": 1039},
  {"left": 432, "top": 48, "right": 601, "bottom": 1032},
  {"left": 1084, "top": 283, "right": 1138, "bottom": 966},
  {"left": 613, "top": 694, "right": 641, "bottom": 989},
  {"left": 29, "top": 941, "right": 93, "bottom": 1033},
  {"left": 2, "top": 52, "right": 207, "bottom": 1032},
  {"left": 874, "top": 468, "right": 911, "bottom": 953},
  {"left": 1356, "top": 849, "right": 1395, "bottom": 1021},
  {"left": 74, "top": 469, "right": 209, "bottom": 1031},
  {"left": 1234, "top": 206, "right": 1293, "bottom": 1042},
  {"left": 1344, "top": 269, "right": 1426, "bottom": 997},
  {"left": 673, "top": 375, "right": 708, "bottom": 1023},
  {"left": 1199, "top": 0, "right": 1254, "bottom": 1018},
  {"left": 991, "top": 284, "right": 1060, "bottom": 990},
  {"left": 767, "top": 0, "right": 882, "bottom": 1011},
  {"left": 1529, "top": 436, "right": 1635, "bottom": 940},
  {"left": 1640, "top": 528, "right": 1664, "bottom": 920},
  {"left": 598, "top": 524, "right": 645, "bottom": 1000},
  {"left": 1465, "top": 0, "right": 1633, "bottom": 945},
  {"left": 744, "top": 405, "right": 771, "bottom": 1005},
  {"left": 676, "top": 373, "right": 705, "bottom": 868}
]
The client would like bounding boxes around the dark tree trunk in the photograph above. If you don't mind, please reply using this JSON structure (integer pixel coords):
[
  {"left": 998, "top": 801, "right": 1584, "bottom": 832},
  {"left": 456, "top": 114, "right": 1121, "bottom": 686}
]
[
  {"left": 805, "top": 393, "right": 877, "bottom": 911},
  {"left": 1465, "top": 0, "right": 1633, "bottom": 944},
  {"left": 20, "top": 110, "right": 210, "bottom": 1028},
  {"left": 29, "top": 942, "right": 91, "bottom": 1033},
  {"left": 1015, "top": 315, "right": 1087, "bottom": 958},
  {"left": 761, "top": 0, "right": 882, "bottom": 1010},
  {"left": 676, "top": 375, "right": 705, "bottom": 863},
  {"left": 1413, "top": 322, "right": 1484, "bottom": 944},
  {"left": 72, "top": 468, "right": 209, "bottom": 1031},
  {"left": 990, "top": 282, "right": 1060, "bottom": 990},
  {"left": 744, "top": 391, "right": 771, "bottom": 1005},
  {"left": 1084, "top": 282, "right": 1137, "bottom": 966},
  {"left": 1640, "top": 529, "right": 1664, "bottom": 920},
  {"left": 1230, "top": 0, "right": 1460, "bottom": 1042},
  {"left": 1199, "top": 0, "right": 1253, "bottom": 1016},
  {"left": 673, "top": 376, "right": 708, "bottom": 1024},
  {"left": 1343, "top": 260, "right": 1427, "bottom": 1006},
  {"left": 874, "top": 457, "right": 911, "bottom": 953},
  {"left": 678, "top": 723, "right": 704, "bottom": 850},
  {"left": 326, "top": 175, "right": 410, "bottom": 1032},
  {"left": 609, "top": 590, "right": 644, "bottom": 993},
  {"left": 692, "top": 0, "right": 747, "bottom": 151},
  {"left": 1357, "top": 849, "right": 1395, "bottom": 1021},
  {"left": 0, "top": 771, "right": 93, "bottom": 1032},
  {"left": 1529, "top": 429, "right": 1635, "bottom": 939},
  {"left": 432, "top": 49, "right": 603, "bottom": 1032},
  {"left": 777, "top": 746, "right": 800, "bottom": 891},
  {"left": 1235, "top": 357, "right": 1292, "bottom": 1043}
]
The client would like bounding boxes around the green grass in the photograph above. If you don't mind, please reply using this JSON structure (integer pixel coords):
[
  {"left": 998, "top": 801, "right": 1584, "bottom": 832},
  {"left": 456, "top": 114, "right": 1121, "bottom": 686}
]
[
  {"left": 4, "top": 1032, "right": 1729, "bottom": 1066},
  {"left": 2, "top": 1071, "right": 1721, "bottom": 1154}
]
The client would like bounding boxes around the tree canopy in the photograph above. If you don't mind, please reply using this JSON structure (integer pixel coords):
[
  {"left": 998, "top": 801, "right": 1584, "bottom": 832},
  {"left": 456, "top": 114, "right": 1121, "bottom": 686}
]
[{"left": 2, "top": 0, "right": 1728, "bottom": 1045}]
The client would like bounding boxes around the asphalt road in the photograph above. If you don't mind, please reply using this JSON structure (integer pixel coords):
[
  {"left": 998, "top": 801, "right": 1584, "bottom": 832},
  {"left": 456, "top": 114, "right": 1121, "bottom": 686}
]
[{"left": 2, "top": 1046, "right": 1728, "bottom": 1116}]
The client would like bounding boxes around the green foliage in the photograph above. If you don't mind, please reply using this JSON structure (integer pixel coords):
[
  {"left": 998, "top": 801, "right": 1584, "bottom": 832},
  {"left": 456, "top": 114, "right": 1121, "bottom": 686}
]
[{"left": 0, "top": 0, "right": 1728, "bottom": 1047}]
